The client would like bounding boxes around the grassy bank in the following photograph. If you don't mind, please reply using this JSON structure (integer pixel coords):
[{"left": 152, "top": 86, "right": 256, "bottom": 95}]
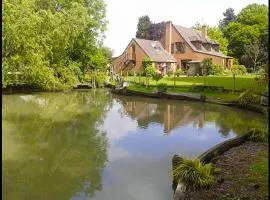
[
  {"left": 127, "top": 84, "right": 240, "bottom": 101},
  {"left": 124, "top": 75, "right": 260, "bottom": 91}
]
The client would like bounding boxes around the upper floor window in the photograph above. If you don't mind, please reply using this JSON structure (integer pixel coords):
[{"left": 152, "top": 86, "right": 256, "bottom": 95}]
[
  {"left": 172, "top": 42, "right": 185, "bottom": 53},
  {"left": 191, "top": 41, "right": 202, "bottom": 50},
  {"left": 203, "top": 43, "right": 211, "bottom": 51},
  {"left": 212, "top": 44, "right": 220, "bottom": 52}
]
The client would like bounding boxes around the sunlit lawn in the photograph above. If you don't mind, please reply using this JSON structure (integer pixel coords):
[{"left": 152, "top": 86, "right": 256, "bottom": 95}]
[
  {"left": 124, "top": 75, "right": 259, "bottom": 91},
  {"left": 127, "top": 84, "right": 241, "bottom": 101}
]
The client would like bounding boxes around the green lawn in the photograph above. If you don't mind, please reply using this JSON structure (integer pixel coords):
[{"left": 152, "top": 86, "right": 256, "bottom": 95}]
[
  {"left": 127, "top": 84, "right": 240, "bottom": 101},
  {"left": 124, "top": 75, "right": 260, "bottom": 91}
]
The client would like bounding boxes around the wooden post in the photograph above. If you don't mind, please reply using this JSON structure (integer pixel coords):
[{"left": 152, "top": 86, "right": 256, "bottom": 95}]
[
  {"left": 233, "top": 74, "right": 235, "bottom": 94},
  {"left": 173, "top": 73, "right": 176, "bottom": 89}
]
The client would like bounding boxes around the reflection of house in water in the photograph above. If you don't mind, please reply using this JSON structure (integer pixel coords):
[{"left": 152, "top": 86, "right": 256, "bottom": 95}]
[{"left": 124, "top": 101, "right": 205, "bottom": 134}]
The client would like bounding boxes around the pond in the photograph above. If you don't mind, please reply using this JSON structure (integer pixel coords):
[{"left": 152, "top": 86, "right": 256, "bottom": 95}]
[{"left": 2, "top": 89, "right": 267, "bottom": 200}]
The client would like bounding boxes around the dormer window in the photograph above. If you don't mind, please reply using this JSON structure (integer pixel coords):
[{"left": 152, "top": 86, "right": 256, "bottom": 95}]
[
  {"left": 203, "top": 43, "right": 211, "bottom": 51},
  {"left": 212, "top": 44, "right": 220, "bottom": 52},
  {"left": 191, "top": 41, "right": 202, "bottom": 50}
]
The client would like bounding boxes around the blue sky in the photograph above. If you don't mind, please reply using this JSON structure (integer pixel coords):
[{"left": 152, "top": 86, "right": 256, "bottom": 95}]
[{"left": 103, "top": 0, "right": 268, "bottom": 56}]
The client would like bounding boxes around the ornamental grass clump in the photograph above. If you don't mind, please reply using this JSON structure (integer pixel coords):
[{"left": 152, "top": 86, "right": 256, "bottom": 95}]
[
  {"left": 173, "top": 159, "right": 214, "bottom": 191},
  {"left": 238, "top": 90, "right": 260, "bottom": 107},
  {"left": 249, "top": 128, "right": 268, "bottom": 143}
]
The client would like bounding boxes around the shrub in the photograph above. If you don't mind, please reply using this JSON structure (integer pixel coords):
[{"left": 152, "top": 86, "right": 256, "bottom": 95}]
[
  {"left": 175, "top": 69, "right": 184, "bottom": 77},
  {"left": 95, "top": 72, "right": 106, "bottom": 87},
  {"left": 157, "top": 83, "right": 167, "bottom": 93},
  {"left": 173, "top": 159, "right": 214, "bottom": 191},
  {"left": 249, "top": 128, "right": 268, "bottom": 143},
  {"left": 208, "top": 64, "right": 224, "bottom": 75},
  {"left": 167, "top": 69, "right": 174, "bottom": 77},
  {"left": 145, "top": 65, "right": 156, "bottom": 77},
  {"left": 152, "top": 72, "right": 163, "bottom": 84},
  {"left": 231, "top": 65, "right": 247, "bottom": 75},
  {"left": 238, "top": 90, "right": 260, "bottom": 107}
]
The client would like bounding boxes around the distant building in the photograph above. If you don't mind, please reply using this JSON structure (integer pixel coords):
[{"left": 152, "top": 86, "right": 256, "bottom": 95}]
[{"left": 112, "top": 22, "right": 233, "bottom": 75}]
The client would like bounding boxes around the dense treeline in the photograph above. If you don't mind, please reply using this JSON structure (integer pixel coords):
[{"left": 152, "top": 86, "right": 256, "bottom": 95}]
[
  {"left": 136, "top": 3, "right": 268, "bottom": 72},
  {"left": 2, "top": 0, "right": 112, "bottom": 90}
]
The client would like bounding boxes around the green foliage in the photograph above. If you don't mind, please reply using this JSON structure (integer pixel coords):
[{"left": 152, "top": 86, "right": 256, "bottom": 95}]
[
  {"left": 152, "top": 73, "right": 163, "bottom": 83},
  {"left": 241, "top": 43, "right": 268, "bottom": 71},
  {"left": 95, "top": 71, "right": 107, "bottom": 87},
  {"left": 136, "top": 15, "right": 152, "bottom": 39},
  {"left": 249, "top": 127, "right": 268, "bottom": 143},
  {"left": 231, "top": 65, "right": 247, "bottom": 75},
  {"left": 173, "top": 159, "right": 214, "bottom": 191},
  {"left": 223, "top": 4, "right": 268, "bottom": 63},
  {"left": 201, "top": 58, "right": 213, "bottom": 75},
  {"left": 208, "top": 64, "right": 224, "bottom": 75},
  {"left": 238, "top": 90, "right": 260, "bottom": 107},
  {"left": 2, "top": 0, "right": 110, "bottom": 90},
  {"left": 157, "top": 83, "right": 167, "bottom": 93},
  {"left": 207, "top": 27, "right": 229, "bottom": 55},
  {"left": 142, "top": 57, "right": 153, "bottom": 71},
  {"left": 219, "top": 8, "right": 237, "bottom": 30},
  {"left": 175, "top": 68, "right": 184, "bottom": 76},
  {"left": 167, "top": 69, "right": 174, "bottom": 77},
  {"left": 193, "top": 24, "right": 228, "bottom": 55},
  {"left": 145, "top": 65, "right": 156, "bottom": 77}
]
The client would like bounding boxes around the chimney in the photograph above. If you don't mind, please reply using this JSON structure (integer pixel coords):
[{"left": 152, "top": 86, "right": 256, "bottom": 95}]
[
  {"left": 165, "top": 21, "right": 172, "bottom": 54},
  {"left": 202, "top": 25, "right": 207, "bottom": 39}
]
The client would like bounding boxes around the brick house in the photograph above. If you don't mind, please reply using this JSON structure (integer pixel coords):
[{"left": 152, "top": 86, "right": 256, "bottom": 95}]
[{"left": 112, "top": 21, "right": 233, "bottom": 75}]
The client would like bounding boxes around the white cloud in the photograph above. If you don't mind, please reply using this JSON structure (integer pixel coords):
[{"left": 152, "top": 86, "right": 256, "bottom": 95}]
[{"left": 103, "top": 0, "right": 268, "bottom": 56}]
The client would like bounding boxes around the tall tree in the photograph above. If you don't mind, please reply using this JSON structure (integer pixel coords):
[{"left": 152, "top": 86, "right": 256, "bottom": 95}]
[
  {"left": 219, "top": 8, "right": 237, "bottom": 31},
  {"left": 136, "top": 15, "right": 152, "bottom": 39},
  {"left": 241, "top": 43, "right": 268, "bottom": 71},
  {"left": 146, "top": 22, "right": 166, "bottom": 41},
  {"left": 223, "top": 3, "right": 268, "bottom": 70},
  {"left": 2, "top": 0, "right": 109, "bottom": 89}
]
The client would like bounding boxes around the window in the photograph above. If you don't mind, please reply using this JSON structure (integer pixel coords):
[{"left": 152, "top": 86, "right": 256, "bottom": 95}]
[
  {"left": 203, "top": 43, "right": 211, "bottom": 51},
  {"left": 171, "top": 43, "right": 175, "bottom": 54},
  {"left": 175, "top": 42, "right": 185, "bottom": 53},
  {"left": 212, "top": 44, "right": 219, "bottom": 52},
  {"left": 191, "top": 41, "right": 201, "bottom": 50}
]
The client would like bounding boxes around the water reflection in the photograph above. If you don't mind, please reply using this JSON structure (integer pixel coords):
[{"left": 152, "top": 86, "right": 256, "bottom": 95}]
[
  {"left": 117, "top": 95, "right": 266, "bottom": 136},
  {"left": 2, "top": 90, "right": 111, "bottom": 200},
  {"left": 2, "top": 91, "right": 267, "bottom": 200}
]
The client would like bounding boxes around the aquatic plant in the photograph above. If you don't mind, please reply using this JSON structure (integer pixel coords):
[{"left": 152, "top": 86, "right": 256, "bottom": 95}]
[{"left": 173, "top": 159, "right": 214, "bottom": 191}]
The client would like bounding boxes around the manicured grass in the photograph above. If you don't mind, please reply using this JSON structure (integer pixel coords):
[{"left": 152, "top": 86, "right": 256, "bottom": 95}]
[
  {"left": 127, "top": 84, "right": 240, "bottom": 101},
  {"left": 124, "top": 75, "right": 260, "bottom": 91}
]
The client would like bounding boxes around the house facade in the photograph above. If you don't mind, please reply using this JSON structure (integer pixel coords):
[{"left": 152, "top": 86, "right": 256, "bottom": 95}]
[
  {"left": 112, "top": 21, "right": 233, "bottom": 75},
  {"left": 112, "top": 38, "right": 177, "bottom": 75}
]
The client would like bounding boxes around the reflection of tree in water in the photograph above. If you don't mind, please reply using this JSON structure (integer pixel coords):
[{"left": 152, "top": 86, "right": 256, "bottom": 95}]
[
  {"left": 116, "top": 96, "right": 266, "bottom": 136},
  {"left": 2, "top": 90, "right": 111, "bottom": 200}
]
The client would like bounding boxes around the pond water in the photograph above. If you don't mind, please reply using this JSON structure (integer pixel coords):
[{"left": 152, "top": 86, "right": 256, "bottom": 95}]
[{"left": 2, "top": 90, "right": 267, "bottom": 200}]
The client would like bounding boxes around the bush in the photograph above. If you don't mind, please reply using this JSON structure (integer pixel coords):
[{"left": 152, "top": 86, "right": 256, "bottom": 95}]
[
  {"left": 175, "top": 69, "right": 184, "bottom": 76},
  {"left": 208, "top": 64, "right": 224, "bottom": 75},
  {"left": 173, "top": 159, "right": 214, "bottom": 191},
  {"left": 152, "top": 72, "right": 162, "bottom": 84},
  {"left": 238, "top": 90, "right": 260, "bottom": 107},
  {"left": 231, "top": 65, "right": 247, "bottom": 75},
  {"left": 249, "top": 128, "right": 268, "bottom": 143},
  {"left": 95, "top": 72, "right": 106, "bottom": 87},
  {"left": 157, "top": 83, "right": 167, "bottom": 93},
  {"left": 167, "top": 69, "right": 174, "bottom": 77}
]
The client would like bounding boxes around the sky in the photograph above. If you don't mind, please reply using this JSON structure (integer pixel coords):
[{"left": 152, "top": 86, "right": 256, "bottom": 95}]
[{"left": 103, "top": 0, "right": 268, "bottom": 56}]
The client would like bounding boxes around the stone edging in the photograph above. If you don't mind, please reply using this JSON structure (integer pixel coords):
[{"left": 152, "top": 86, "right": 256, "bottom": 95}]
[{"left": 172, "top": 131, "right": 252, "bottom": 200}]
